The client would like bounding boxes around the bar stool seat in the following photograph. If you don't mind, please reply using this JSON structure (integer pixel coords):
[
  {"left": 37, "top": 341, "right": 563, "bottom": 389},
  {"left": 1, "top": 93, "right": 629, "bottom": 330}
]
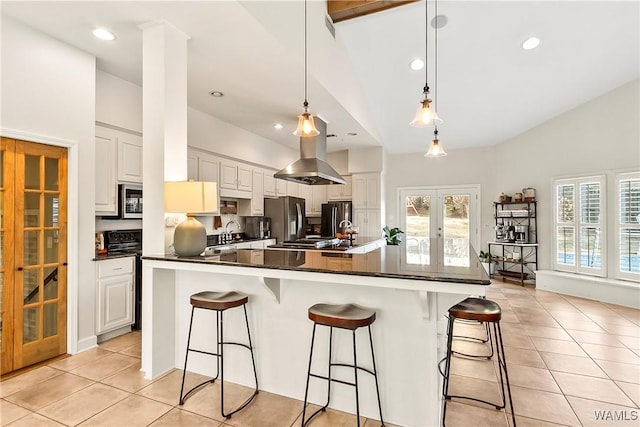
[
  {"left": 179, "top": 290, "right": 258, "bottom": 419},
  {"left": 302, "top": 303, "right": 384, "bottom": 427},
  {"left": 309, "top": 303, "right": 376, "bottom": 329},
  {"left": 442, "top": 297, "right": 516, "bottom": 427}
]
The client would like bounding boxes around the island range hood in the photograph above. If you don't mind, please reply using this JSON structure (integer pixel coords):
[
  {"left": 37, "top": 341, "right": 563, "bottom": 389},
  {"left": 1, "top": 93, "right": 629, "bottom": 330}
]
[{"left": 275, "top": 118, "right": 346, "bottom": 185}]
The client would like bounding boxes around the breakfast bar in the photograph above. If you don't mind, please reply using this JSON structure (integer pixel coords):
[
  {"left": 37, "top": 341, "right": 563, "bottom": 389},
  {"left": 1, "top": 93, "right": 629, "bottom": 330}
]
[{"left": 141, "top": 241, "right": 490, "bottom": 426}]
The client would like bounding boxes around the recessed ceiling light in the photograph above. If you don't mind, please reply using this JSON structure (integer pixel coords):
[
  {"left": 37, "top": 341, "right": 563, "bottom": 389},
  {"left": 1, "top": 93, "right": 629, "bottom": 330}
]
[
  {"left": 273, "top": 123, "right": 284, "bottom": 130},
  {"left": 522, "top": 36, "right": 541, "bottom": 50},
  {"left": 347, "top": 132, "right": 358, "bottom": 136},
  {"left": 410, "top": 58, "right": 425, "bottom": 71},
  {"left": 92, "top": 28, "right": 115, "bottom": 41},
  {"left": 209, "top": 91, "right": 224, "bottom": 97}
]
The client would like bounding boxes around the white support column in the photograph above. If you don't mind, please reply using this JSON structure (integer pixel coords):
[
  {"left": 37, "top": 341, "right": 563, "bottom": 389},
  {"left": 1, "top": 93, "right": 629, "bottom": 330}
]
[{"left": 140, "top": 20, "right": 190, "bottom": 256}]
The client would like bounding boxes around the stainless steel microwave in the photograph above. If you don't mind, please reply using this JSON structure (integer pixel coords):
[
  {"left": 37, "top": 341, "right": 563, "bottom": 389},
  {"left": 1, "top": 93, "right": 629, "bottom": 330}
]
[
  {"left": 103, "top": 184, "right": 142, "bottom": 219},
  {"left": 120, "top": 184, "right": 143, "bottom": 218}
]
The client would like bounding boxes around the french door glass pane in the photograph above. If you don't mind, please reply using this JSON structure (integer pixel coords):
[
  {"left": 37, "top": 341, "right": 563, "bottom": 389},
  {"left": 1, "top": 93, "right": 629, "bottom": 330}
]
[
  {"left": 580, "top": 227, "right": 602, "bottom": 268},
  {"left": 557, "top": 226, "right": 575, "bottom": 265},
  {"left": 23, "top": 269, "right": 39, "bottom": 305},
  {"left": 25, "top": 155, "right": 40, "bottom": 190},
  {"left": 23, "top": 307, "right": 38, "bottom": 343},
  {"left": 43, "top": 266, "right": 58, "bottom": 301},
  {"left": 405, "top": 195, "right": 430, "bottom": 265},
  {"left": 44, "top": 158, "right": 58, "bottom": 191},
  {"left": 44, "top": 194, "right": 59, "bottom": 227},
  {"left": 24, "top": 193, "right": 40, "bottom": 227},
  {"left": 24, "top": 231, "right": 39, "bottom": 266},
  {"left": 620, "top": 228, "right": 640, "bottom": 273},
  {"left": 442, "top": 194, "right": 470, "bottom": 267},
  {"left": 557, "top": 184, "right": 575, "bottom": 222},
  {"left": 44, "top": 230, "right": 58, "bottom": 264},
  {"left": 44, "top": 303, "right": 57, "bottom": 338}
]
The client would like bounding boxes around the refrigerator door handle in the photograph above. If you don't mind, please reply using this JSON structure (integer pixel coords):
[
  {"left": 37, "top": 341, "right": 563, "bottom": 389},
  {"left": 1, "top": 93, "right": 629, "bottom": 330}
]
[
  {"left": 332, "top": 206, "right": 337, "bottom": 237},
  {"left": 296, "top": 202, "right": 303, "bottom": 238}
]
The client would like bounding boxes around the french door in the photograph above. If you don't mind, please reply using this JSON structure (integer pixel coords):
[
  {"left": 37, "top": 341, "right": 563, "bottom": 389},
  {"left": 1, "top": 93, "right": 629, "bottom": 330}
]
[
  {"left": 399, "top": 186, "right": 479, "bottom": 270},
  {"left": 1, "top": 137, "right": 68, "bottom": 374}
]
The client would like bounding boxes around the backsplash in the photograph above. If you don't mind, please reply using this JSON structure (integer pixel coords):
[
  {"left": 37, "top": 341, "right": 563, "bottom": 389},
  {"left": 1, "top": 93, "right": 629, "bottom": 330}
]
[{"left": 195, "top": 214, "right": 244, "bottom": 235}]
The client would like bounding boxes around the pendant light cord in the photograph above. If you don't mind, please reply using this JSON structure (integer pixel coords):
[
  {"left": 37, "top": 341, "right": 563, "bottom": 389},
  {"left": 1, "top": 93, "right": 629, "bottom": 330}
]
[
  {"left": 304, "top": 0, "right": 308, "bottom": 107},
  {"left": 434, "top": 0, "right": 438, "bottom": 110},
  {"left": 424, "top": 0, "right": 429, "bottom": 93}
]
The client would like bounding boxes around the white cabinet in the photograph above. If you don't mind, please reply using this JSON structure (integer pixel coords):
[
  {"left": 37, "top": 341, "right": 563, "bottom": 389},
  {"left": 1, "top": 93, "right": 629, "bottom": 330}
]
[
  {"left": 352, "top": 173, "right": 380, "bottom": 210},
  {"left": 220, "top": 159, "right": 252, "bottom": 195},
  {"left": 307, "top": 186, "right": 326, "bottom": 216},
  {"left": 95, "top": 131, "right": 117, "bottom": 214},
  {"left": 187, "top": 149, "right": 220, "bottom": 214},
  {"left": 117, "top": 132, "right": 143, "bottom": 183},
  {"left": 299, "top": 184, "right": 312, "bottom": 215},
  {"left": 327, "top": 175, "right": 352, "bottom": 201},
  {"left": 287, "top": 181, "right": 299, "bottom": 197},
  {"left": 354, "top": 209, "right": 381, "bottom": 239},
  {"left": 263, "top": 171, "right": 276, "bottom": 197},
  {"left": 96, "top": 257, "right": 134, "bottom": 335},
  {"left": 276, "top": 179, "right": 288, "bottom": 196},
  {"left": 240, "top": 170, "right": 264, "bottom": 216}
]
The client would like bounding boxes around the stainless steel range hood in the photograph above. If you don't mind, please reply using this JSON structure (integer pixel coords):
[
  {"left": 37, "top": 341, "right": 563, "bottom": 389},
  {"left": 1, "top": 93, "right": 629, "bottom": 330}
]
[{"left": 275, "top": 118, "right": 346, "bottom": 185}]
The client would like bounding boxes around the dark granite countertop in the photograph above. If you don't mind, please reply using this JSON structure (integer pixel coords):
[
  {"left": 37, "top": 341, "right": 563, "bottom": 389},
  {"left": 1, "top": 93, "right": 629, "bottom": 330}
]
[{"left": 143, "top": 239, "right": 490, "bottom": 285}]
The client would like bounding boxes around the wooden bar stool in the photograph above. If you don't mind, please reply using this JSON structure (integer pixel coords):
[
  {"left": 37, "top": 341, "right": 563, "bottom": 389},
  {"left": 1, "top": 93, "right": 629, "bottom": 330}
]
[
  {"left": 301, "top": 303, "right": 385, "bottom": 427},
  {"left": 442, "top": 297, "right": 516, "bottom": 427},
  {"left": 178, "top": 291, "right": 258, "bottom": 419}
]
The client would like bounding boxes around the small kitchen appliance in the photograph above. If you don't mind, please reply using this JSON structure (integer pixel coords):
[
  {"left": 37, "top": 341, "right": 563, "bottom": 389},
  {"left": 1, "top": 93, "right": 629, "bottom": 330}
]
[{"left": 515, "top": 225, "right": 529, "bottom": 243}]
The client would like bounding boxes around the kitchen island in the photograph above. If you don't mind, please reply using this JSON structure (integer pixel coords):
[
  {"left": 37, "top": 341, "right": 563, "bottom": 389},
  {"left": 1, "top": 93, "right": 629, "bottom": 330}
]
[{"left": 141, "top": 240, "right": 489, "bottom": 426}]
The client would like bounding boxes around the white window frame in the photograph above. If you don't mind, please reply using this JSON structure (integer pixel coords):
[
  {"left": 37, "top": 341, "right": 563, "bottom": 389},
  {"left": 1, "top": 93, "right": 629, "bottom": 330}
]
[
  {"left": 553, "top": 175, "right": 606, "bottom": 277},
  {"left": 616, "top": 171, "right": 640, "bottom": 282}
]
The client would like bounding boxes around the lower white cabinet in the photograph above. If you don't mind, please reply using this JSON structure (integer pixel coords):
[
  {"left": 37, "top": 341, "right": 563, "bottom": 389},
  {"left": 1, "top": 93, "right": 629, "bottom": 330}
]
[{"left": 96, "top": 257, "right": 134, "bottom": 335}]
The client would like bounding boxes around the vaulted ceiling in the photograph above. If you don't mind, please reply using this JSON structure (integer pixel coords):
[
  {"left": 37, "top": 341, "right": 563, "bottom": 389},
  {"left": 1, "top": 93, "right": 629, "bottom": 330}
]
[{"left": 2, "top": 1, "right": 638, "bottom": 154}]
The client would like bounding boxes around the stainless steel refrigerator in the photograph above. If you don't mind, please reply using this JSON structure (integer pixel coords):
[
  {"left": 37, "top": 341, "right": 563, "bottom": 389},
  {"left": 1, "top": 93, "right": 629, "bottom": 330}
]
[
  {"left": 264, "top": 196, "right": 306, "bottom": 243},
  {"left": 321, "top": 201, "right": 352, "bottom": 237}
]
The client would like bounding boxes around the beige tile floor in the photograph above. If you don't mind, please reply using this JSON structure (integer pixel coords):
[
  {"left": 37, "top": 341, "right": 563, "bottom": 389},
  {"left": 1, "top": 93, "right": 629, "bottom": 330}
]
[{"left": 1, "top": 281, "right": 639, "bottom": 427}]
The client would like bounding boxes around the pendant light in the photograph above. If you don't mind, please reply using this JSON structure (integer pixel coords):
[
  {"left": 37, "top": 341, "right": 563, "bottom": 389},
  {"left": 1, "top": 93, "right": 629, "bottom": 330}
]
[
  {"left": 410, "top": 0, "right": 442, "bottom": 128},
  {"left": 425, "top": 0, "right": 447, "bottom": 157},
  {"left": 293, "top": 0, "right": 319, "bottom": 137}
]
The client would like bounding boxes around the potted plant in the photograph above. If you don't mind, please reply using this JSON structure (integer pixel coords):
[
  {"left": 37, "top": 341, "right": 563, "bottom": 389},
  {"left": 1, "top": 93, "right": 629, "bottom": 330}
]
[
  {"left": 383, "top": 226, "right": 404, "bottom": 245},
  {"left": 478, "top": 250, "right": 494, "bottom": 275}
]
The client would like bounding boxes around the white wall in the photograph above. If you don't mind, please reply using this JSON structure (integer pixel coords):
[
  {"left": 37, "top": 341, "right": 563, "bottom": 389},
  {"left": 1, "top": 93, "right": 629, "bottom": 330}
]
[
  {"left": 384, "top": 79, "right": 640, "bottom": 273},
  {"left": 1, "top": 16, "right": 97, "bottom": 351},
  {"left": 188, "top": 107, "right": 297, "bottom": 168},
  {"left": 96, "top": 70, "right": 142, "bottom": 133}
]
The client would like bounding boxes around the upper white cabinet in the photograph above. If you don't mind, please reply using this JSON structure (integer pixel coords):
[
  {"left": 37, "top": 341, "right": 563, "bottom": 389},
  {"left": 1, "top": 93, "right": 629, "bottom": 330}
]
[
  {"left": 239, "top": 170, "right": 264, "bottom": 216},
  {"left": 352, "top": 173, "right": 380, "bottom": 210},
  {"left": 276, "top": 179, "right": 287, "bottom": 196},
  {"left": 327, "top": 175, "right": 352, "bottom": 201},
  {"left": 263, "top": 170, "right": 276, "bottom": 197},
  {"left": 117, "top": 132, "right": 143, "bottom": 183},
  {"left": 220, "top": 159, "right": 252, "bottom": 194},
  {"left": 287, "top": 181, "right": 299, "bottom": 197},
  {"left": 187, "top": 148, "right": 221, "bottom": 214},
  {"left": 305, "top": 186, "right": 326, "bottom": 216},
  {"left": 95, "top": 130, "right": 117, "bottom": 214},
  {"left": 95, "top": 124, "right": 142, "bottom": 214},
  {"left": 298, "top": 184, "right": 312, "bottom": 204}
]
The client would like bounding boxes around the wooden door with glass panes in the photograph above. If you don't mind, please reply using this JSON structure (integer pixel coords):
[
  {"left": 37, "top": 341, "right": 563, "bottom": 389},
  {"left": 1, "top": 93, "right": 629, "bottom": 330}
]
[{"left": 1, "top": 137, "right": 68, "bottom": 373}]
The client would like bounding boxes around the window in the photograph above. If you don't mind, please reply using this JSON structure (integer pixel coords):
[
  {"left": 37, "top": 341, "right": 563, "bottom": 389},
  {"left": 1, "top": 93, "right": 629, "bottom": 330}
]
[
  {"left": 554, "top": 176, "right": 605, "bottom": 276},
  {"left": 617, "top": 172, "right": 640, "bottom": 281}
]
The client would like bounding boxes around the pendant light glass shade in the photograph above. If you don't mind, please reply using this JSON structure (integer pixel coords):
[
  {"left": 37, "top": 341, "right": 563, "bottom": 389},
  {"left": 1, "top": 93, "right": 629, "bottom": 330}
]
[
  {"left": 293, "top": 102, "right": 319, "bottom": 137},
  {"left": 425, "top": 128, "right": 447, "bottom": 157},
  {"left": 410, "top": 88, "right": 443, "bottom": 127}
]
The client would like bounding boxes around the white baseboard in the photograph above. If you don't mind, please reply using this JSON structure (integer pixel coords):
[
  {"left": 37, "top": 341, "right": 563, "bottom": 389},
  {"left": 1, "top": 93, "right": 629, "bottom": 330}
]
[
  {"left": 76, "top": 335, "right": 98, "bottom": 354},
  {"left": 97, "top": 325, "right": 132, "bottom": 343},
  {"left": 537, "top": 270, "right": 640, "bottom": 309}
]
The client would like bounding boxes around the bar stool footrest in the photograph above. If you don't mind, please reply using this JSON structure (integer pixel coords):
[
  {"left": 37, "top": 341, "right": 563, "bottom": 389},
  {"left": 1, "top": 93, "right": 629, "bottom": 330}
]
[{"left": 446, "top": 394, "right": 504, "bottom": 411}]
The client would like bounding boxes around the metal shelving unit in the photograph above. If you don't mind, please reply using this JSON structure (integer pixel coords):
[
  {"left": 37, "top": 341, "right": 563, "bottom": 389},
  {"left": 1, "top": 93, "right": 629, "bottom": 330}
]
[{"left": 489, "top": 201, "right": 538, "bottom": 286}]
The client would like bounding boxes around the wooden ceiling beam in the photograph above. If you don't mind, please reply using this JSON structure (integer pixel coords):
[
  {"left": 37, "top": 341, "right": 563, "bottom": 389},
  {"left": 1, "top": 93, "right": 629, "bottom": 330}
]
[{"left": 328, "top": 0, "right": 419, "bottom": 23}]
